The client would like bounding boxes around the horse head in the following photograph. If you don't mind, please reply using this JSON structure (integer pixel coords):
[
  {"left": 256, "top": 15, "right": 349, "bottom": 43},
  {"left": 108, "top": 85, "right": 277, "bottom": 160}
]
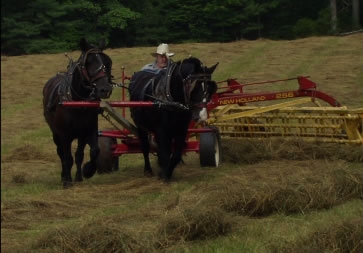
[
  {"left": 175, "top": 57, "right": 218, "bottom": 123},
  {"left": 78, "top": 38, "right": 113, "bottom": 99}
]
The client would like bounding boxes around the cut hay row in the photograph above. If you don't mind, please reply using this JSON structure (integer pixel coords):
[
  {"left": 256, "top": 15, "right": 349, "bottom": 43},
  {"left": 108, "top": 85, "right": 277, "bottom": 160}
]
[
  {"left": 270, "top": 218, "right": 363, "bottom": 253},
  {"left": 210, "top": 166, "right": 363, "bottom": 216},
  {"left": 221, "top": 139, "right": 363, "bottom": 164},
  {"left": 32, "top": 205, "right": 232, "bottom": 252}
]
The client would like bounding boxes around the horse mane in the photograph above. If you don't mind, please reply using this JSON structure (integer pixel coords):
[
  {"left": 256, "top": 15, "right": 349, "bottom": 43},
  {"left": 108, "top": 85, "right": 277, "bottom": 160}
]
[{"left": 176, "top": 57, "right": 204, "bottom": 74}]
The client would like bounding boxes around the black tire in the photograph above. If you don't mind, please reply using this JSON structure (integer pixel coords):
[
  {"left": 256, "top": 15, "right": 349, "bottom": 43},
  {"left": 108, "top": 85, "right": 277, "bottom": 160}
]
[
  {"left": 97, "top": 136, "right": 119, "bottom": 174},
  {"left": 200, "top": 127, "right": 221, "bottom": 167}
]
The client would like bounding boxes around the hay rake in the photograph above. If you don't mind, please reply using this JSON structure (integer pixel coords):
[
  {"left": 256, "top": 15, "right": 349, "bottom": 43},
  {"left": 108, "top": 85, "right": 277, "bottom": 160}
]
[{"left": 206, "top": 77, "right": 363, "bottom": 145}]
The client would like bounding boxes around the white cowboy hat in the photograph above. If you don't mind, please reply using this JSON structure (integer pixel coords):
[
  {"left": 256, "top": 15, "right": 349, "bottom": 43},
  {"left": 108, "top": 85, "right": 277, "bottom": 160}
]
[{"left": 151, "top": 43, "right": 175, "bottom": 57}]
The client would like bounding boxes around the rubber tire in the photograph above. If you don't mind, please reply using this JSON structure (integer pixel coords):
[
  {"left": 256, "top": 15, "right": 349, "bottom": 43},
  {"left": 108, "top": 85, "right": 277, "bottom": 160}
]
[
  {"left": 200, "top": 127, "right": 221, "bottom": 167},
  {"left": 96, "top": 136, "right": 119, "bottom": 174}
]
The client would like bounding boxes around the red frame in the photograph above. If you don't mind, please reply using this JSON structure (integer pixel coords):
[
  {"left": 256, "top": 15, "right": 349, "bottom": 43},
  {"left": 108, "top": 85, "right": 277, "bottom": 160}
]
[{"left": 206, "top": 76, "right": 341, "bottom": 111}]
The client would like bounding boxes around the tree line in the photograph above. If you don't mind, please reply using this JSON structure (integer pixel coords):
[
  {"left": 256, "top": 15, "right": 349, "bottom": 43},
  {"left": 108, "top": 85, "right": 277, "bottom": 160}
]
[{"left": 1, "top": 0, "right": 362, "bottom": 55}]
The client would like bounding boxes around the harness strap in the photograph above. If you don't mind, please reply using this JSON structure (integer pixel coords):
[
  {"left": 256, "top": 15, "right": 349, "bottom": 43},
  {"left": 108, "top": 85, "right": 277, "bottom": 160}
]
[
  {"left": 152, "top": 62, "right": 177, "bottom": 102},
  {"left": 140, "top": 76, "right": 156, "bottom": 101},
  {"left": 164, "top": 62, "right": 177, "bottom": 102},
  {"left": 46, "top": 72, "right": 73, "bottom": 111},
  {"left": 184, "top": 79, "right": 198, "bottom": 105}
]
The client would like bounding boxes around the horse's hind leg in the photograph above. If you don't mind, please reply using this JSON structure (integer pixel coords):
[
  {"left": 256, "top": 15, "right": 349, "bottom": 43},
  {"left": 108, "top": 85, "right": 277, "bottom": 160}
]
[
  {"left": 138, "top": 129, "right": 153, "bottom": 177},
  {"left": 74, "top": 138, "right": 87, "bottom": 182}
]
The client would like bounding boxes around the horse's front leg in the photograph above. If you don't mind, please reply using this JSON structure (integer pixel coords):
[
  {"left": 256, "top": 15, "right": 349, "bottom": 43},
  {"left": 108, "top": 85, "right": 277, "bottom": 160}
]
[
  {"left": 54, "top": 135, "right": 73, "bottom": 188},
  {"left": 168, "top": 132, "right": 187, "bottom": 179},
  {"left": 138, "top": 129, "right": 153, "bottom": 177},
  {"left": 156, "top": 130, "right": 172, "bottom": 182},
  {"left": 82, "top": 133, "right": 100, "bottom": 179},
  {"left": 74, "top": 138, "right": 87, "bottom": 182}
]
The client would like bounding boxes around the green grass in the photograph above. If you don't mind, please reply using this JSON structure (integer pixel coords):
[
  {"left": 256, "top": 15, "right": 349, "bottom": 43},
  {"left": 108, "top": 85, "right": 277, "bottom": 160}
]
[{"left": 286, "top": 37, "right": 340, "bottom": 77}]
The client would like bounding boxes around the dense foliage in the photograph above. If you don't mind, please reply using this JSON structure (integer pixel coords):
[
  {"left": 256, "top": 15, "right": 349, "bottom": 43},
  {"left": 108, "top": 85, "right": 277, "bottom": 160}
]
[{"left": 1, "top": 0, "right": 362, "bottom": 55}]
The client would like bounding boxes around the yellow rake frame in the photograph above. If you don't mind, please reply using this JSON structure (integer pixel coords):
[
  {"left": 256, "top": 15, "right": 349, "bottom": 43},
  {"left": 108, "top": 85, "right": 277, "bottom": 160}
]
[{"left": 208, "top": 98, "right": 363, "bottom": 144}]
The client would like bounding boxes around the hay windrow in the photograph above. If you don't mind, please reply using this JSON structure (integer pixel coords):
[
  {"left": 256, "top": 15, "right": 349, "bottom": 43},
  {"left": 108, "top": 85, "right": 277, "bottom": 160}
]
[
  {"left": 157, "top": 205, "right": 232, "bottom": 248},
  {"left": 3, "top": 144, "right": 55, "bottom": 162},
  {"left": 201, "top": 163, "right": 363, "bottom": 216},
  {"left": 222, "top": 139, "right": 363, "bottom": 164},
  {"left": 32, "top": 205, "right": 231, "bottom": 253},
  {"left": 34, "top": 219, "right": 155, "bottom": 253},
  {"left": 271, "top": 218, "right": 363, "bottom": 253},
  {"left": 11, "top": 173, "right": 26, "bottom": 184}
]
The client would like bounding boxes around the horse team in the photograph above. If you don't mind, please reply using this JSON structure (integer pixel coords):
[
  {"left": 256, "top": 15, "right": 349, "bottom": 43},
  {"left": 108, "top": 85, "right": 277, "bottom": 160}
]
[{"left": 43, "top": 38, "right": 218, "bottom": 187}]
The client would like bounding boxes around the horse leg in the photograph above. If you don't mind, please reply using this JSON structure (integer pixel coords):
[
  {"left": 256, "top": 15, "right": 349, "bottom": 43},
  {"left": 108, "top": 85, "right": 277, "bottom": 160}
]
[
  {"left": 168, "top": 133, "right": 187, "bottom": 179},
  {"left": 138, "top": 129, "right": 153, "bottom": 177},
  {"left": 156, "top": 131, "right": 172, "bottom": 182},
  {"left": 55, "top": 135, "right": 73, "bottom": 188},
  {"left": 74, "top": 138, "right": 87, "bottom": 182},
  {"left": 53, "top": 134, "right": 65, "bottom": 179},
  {"left": 82, "top": 133, "right": 100, "bottom": 179}
]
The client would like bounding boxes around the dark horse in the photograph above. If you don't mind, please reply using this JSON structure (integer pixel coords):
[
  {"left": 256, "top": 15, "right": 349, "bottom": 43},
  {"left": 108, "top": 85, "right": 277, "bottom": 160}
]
[
  {"left": 129, "top": 57, "right": 218, "bottom": 182},
  {"left": 43, "top": 38, "right": 113, "bottom": 187}
]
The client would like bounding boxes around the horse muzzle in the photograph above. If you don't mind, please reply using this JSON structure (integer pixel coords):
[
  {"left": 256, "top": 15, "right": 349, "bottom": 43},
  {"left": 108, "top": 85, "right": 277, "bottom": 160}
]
[{"left": 96, "top": 85, "right": 113, "bottom": 99}]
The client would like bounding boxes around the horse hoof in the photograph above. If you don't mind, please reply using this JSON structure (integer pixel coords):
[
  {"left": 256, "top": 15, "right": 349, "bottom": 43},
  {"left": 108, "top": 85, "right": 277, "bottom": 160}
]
[
  {"left": 63, "top": 181, "right": 73, "bottom": 189},
  {"left": 144, "top": 170, "right": 154, "bottom": 177},
  {"left": 162, "top": 178, "right": 171, "bottom": 184},
  {"left": 75, "top": 176, "right": 83, "bottom": 182},
  {"left": 158, "top": 172, "right": 171, "bottom": 183},
  {"left": 158, "top": 172, "right": 163, "bottom": 180},
  {"left": 83, "top": 162, "right": 97, "bottom": 179}
]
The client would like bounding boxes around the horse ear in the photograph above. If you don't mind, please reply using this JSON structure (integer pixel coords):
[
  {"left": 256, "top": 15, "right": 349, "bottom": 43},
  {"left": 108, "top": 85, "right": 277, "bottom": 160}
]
[
  {"left": 206, "top": 62, "right": 219, "bottom": 74},
  {"left": 99, "top": 39, "right": 106, "bottom": 50},
  {"left": 80, "top": 38, "right": 91, "bottom": 52}
]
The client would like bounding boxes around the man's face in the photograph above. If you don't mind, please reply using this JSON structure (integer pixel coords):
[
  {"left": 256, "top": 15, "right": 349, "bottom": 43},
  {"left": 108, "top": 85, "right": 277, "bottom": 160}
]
[{"left": 156, "top": 54, "right": 168, "bottom": 68}]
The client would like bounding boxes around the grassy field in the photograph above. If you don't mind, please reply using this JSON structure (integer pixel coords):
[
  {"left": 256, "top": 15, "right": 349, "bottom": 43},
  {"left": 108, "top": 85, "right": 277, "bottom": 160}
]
[{"left": 1, "top": 34, "right": 363, "bottom": 252}]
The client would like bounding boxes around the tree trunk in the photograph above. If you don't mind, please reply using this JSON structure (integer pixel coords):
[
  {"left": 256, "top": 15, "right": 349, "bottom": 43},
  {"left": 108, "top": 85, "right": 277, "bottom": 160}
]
[
  {"left": 352, "top": 0, "right": 360, "bottom": 28},
  {"left": 330, "top": 0, "right": 337, "bottom": 33}
]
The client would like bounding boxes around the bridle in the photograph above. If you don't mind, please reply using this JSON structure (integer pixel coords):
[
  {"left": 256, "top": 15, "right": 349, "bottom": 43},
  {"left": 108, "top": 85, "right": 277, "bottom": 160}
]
[
  {"left": 68, "top": 48, "right": 111, "bottom": 99},
  {"left": 78, "top": 48, "right": 110, "bottom": 85},
  {"left": 177, "top": 61, "right": 213, "bottom": 108}
]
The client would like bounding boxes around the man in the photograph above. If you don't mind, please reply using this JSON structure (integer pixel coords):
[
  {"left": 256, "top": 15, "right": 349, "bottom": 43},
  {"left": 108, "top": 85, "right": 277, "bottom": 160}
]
[{"left": 141, "top": 43, "right": 175, "bottom": 74}]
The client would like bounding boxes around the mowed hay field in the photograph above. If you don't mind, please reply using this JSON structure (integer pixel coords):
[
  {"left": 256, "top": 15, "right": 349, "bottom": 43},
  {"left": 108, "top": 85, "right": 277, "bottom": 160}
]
[{"left": 1, "top": 34, "right": 363, "bottom": 252}]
